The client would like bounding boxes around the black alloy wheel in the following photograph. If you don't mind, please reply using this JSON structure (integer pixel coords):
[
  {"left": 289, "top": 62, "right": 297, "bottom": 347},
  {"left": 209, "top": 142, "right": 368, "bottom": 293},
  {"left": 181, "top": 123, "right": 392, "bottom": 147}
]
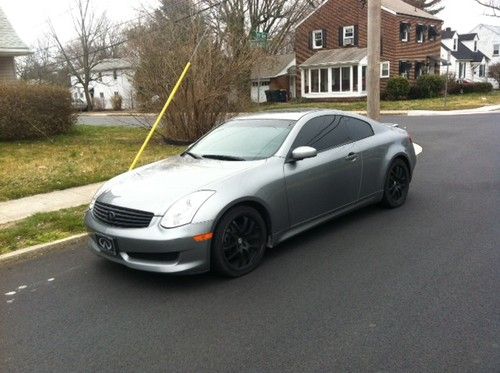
[
  {"left": 211, "top": 206, "right": 267, "bottom": 277},
  {"left": 382, "top": 159, "right": 410, "bottom": 208}
]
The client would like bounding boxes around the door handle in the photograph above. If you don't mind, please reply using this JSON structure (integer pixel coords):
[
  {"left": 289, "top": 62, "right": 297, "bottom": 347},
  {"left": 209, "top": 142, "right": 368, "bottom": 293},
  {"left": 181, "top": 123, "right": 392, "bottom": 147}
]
[{"left": 345, "top": 152, "right": 358, "bottom": 162}]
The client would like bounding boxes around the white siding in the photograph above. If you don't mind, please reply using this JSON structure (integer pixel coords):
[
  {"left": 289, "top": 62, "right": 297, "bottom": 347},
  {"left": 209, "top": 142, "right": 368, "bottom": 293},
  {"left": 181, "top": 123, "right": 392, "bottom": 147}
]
[{"left": 470, "top": 24, "right": 500, "bottom": 88}]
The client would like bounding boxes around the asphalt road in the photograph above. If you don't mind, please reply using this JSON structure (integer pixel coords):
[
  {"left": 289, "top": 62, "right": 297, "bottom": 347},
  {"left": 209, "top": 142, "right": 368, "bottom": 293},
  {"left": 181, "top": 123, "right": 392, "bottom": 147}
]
[{"left": 2, "top": 114, "right": 499, "bottom": 372}]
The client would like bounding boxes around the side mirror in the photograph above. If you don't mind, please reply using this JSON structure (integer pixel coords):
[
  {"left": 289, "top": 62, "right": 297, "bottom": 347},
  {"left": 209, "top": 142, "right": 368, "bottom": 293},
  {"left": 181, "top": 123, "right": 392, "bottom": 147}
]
[{"left": 291, "top": 146, "right": 317, "bottom": 161}]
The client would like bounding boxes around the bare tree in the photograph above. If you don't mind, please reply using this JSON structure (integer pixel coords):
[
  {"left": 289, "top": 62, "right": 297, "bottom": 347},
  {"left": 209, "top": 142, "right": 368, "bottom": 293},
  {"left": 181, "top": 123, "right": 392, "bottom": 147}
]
[
  {"left": 474, "top": 0, "right": 500, "bottom": 16},
  {"left": 201, "top": 0, "right": 322, "bottom": 55},
  {"left": 49, "top": 0, "right": 117, "bottom": 110},
  {"left": 403, "top": 0, "right": 444, "bottom": 14},
  {"left": 17, "top": 38, "right": 70, "bottom": 86},
  {"left": 127, "top": 0, "right": 257, "bottom": 143},
  {"left": 488, "top": 63, "right": 500, "bottom": 85}
]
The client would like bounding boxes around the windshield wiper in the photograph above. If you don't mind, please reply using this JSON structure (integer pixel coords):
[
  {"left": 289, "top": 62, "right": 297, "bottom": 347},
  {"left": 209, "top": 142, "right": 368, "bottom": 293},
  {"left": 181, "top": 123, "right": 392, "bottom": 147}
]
[
  {"left": 201, "top": 154, "right": 245, "bottom": 161},
  {"left": 182, "top": 151, "right": 201, "bottom": 159}
]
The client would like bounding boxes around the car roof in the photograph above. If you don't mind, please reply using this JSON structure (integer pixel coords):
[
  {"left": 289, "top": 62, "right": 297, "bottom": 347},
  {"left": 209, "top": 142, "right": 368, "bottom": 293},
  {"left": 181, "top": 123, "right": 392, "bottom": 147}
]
[{"left": 234, "top": 109, "right": 360, "bottom": 122}]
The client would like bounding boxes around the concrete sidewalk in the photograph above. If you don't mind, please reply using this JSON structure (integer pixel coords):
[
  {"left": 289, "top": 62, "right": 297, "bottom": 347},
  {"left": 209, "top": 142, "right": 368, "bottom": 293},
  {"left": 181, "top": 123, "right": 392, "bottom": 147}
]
[{"left": 0, "top": 182, "right": 103, "bottom": 225}]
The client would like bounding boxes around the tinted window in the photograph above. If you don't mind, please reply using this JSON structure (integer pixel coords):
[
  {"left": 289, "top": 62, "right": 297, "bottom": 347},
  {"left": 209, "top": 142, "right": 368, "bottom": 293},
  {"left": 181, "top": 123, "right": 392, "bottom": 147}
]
[
  {"left": 292, "top": 115, "right": 350, "bottom": 152},
  {"left": 342, "top": 116, "right": 374, "bottom": 141}
]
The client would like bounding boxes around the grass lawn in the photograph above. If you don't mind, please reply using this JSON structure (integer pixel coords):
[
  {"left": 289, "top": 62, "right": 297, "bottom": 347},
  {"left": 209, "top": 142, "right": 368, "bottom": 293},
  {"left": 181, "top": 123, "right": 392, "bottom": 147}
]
[
  {"left": 254, "top": 91, "right": 500, "bottom": 112},
  {"left": 0, "top": 126, "right": 183, "bottom": 201},
  {"left": 0, "top": 205, "right": 87, "bottom": 254}
]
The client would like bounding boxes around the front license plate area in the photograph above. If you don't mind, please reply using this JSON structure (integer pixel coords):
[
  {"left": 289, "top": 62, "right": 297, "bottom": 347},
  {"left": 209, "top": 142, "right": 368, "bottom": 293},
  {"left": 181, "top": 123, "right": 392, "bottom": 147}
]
[{"left": 95, "top": 234, "right": 118, "bottom": 256}]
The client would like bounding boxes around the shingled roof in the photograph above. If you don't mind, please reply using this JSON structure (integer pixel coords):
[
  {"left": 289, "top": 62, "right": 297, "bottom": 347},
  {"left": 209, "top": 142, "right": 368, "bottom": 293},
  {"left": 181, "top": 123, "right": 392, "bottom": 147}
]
[
  {"left": 300, "top": 48, "right": 367, "bottom": 68},
  {"left": 251, "top": 53, "right": 295, "bottom": 80},
  {"left": 0, "top": 6, "right": 31, "bottom": 56}
]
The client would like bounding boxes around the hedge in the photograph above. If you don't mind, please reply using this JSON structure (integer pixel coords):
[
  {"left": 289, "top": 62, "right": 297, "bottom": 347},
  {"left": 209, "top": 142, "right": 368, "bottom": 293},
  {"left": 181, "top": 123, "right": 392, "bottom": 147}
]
[
  {"left": 447, "top": 81, "right": 493, "bottom": 95},
  {"left": 415, "top": 75, "right": 445, "bottom": 98},
  {"left": 385, "top": 77, "right": 410, "bottom": 100},
  {"left": 0, "top": 82, "right": 75, "bottom": 141}
]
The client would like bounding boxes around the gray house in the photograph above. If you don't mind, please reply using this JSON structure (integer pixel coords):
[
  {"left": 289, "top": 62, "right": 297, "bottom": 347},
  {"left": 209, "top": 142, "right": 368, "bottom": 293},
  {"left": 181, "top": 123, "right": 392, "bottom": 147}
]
[{"left": 0, "top": 6, "right": 31, "bottom": 81}]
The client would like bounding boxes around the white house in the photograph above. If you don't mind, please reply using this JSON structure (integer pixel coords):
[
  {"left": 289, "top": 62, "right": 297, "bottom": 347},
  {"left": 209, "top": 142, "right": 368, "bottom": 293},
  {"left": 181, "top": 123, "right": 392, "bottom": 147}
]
[
  {"left": 0, "top": 6, "right": 31, "bottom": 81},
  {"left": 440, "top": 28, "right": 489, "bottom": 84},
  {"left": 71, "top": 58, "right": 135, "bottom": 110},
  {"left": 469, "top": 24, "right": 500, "bottom": 88}
]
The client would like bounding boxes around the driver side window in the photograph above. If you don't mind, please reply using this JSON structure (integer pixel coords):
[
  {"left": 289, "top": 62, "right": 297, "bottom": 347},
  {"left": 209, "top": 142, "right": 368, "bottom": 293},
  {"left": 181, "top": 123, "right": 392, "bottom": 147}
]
[{"left": 292, "top": 115, "right": 350, "bottom": 152}]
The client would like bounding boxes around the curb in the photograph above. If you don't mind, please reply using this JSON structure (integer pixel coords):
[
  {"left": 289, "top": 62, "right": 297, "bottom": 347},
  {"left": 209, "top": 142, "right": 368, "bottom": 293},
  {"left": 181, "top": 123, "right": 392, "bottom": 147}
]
[{"left": 0, "top": 233, "right": 88, "bottom": 264}]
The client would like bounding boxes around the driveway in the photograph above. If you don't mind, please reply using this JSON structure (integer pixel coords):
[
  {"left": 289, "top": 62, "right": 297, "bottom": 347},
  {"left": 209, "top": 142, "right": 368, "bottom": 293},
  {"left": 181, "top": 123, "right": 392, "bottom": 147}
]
[{"left": 1, "top": 114, "right": 499, "bottom": 372}]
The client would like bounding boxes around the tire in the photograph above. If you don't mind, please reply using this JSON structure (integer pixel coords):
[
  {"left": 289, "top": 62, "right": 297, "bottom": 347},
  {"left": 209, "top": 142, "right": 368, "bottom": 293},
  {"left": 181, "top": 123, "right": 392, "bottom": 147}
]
[
  {"left": 211, "top": 206, "right": 267, "bottom": 277},
  {"left": 381, "top": 158, "right": 410, "bottom": 208}
]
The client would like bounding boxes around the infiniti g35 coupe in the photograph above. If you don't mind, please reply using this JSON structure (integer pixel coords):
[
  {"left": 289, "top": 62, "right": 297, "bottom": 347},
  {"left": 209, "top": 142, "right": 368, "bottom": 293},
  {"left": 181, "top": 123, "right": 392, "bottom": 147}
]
[{"left": 85, "top": 110, "right": 417, "bottom": 277}]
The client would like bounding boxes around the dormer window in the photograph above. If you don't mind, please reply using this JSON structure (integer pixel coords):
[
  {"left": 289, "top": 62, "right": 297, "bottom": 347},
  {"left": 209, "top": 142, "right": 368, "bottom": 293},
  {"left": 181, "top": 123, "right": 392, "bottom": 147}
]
[
  {"left": 494, "top": 44, "right": 500, "bottom": 56},
  {"left": 474, "top": 40, "right": 478, "bottom": 52},
  {"left": 453, "top": 37, "right": 458, "bottom": 51},
  {"left": 400, "top": 23, "right": 410, "bottom": 42},
  {"left": 312, "top": 30, "right": 324, "bottom": 49},
  {"left": 343, "top": 26, "right": 355, "bottom": 45}
]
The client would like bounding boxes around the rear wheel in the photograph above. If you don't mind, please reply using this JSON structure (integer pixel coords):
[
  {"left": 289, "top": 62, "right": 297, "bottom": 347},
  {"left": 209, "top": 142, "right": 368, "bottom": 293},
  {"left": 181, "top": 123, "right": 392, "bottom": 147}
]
[
  {"left": 381, "top": 159, "right": 410, "bottom": 208},
  {"left": 211, "top": 206, "right": 267, "bottom": 277}
]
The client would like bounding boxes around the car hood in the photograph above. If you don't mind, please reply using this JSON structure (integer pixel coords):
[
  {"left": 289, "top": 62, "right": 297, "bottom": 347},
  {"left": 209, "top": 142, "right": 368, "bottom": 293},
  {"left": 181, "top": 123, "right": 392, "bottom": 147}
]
[{"left": 96, "top": 156, "right": 262, "bottom": 215}]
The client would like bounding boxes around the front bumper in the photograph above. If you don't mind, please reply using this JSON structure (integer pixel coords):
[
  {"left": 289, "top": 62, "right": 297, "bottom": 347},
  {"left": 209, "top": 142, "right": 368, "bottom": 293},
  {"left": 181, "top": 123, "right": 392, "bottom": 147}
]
[{"left": 84, "top": 210, "right": 213, "bottom": 274}]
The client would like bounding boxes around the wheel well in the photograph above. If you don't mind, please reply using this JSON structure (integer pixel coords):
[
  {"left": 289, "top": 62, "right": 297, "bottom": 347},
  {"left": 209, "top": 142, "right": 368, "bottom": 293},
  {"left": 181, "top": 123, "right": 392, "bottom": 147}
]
[
  {"left": 393, "top": 154, "right": 412, "bottom": 180},
  {"left": 216, "top": 201, "right": 273, "bottom": 244}
]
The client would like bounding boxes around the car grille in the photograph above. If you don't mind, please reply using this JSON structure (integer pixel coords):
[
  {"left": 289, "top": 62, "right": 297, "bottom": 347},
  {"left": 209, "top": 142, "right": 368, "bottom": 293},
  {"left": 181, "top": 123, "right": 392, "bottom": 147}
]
[
  {"left": 126, "top": 252, "right": 179, "bottom": 262},
  {"left": 93, "top": 201, "right": 154, "bottom": 228}
]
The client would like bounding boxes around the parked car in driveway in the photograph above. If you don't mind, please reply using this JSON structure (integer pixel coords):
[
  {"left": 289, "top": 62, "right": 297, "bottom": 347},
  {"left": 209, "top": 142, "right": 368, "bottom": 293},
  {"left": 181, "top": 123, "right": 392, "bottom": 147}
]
[{"left": 85, "top": 110, "right": 417, "bottom": 277}]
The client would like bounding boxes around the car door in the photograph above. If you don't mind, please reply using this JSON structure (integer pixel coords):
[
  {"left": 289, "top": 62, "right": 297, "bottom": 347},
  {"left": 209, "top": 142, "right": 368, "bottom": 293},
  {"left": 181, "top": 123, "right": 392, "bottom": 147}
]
[
  {"left": 341, "top": 116, "right": 381, "bottom": 199},
  {"left": 284, "top": 115, "right": 362, "bottom": 227}
]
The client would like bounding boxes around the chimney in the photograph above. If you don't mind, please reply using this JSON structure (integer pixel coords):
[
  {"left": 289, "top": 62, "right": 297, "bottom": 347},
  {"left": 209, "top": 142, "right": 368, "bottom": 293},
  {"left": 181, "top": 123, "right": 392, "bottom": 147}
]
[{"left": 446, "top": 27, "right": 451, "bottom": 32}]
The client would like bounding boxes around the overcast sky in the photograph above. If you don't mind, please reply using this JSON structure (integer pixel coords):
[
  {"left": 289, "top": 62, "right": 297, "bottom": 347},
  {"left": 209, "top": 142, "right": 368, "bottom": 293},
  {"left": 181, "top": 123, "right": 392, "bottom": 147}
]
[{"left": 1, "top": 0, "right": 500, "bottom": 47}]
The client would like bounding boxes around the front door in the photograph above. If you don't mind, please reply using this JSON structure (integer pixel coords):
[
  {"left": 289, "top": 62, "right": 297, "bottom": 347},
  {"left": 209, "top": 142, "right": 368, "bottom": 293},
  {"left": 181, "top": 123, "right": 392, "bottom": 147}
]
[{"left": 284, "top": 115, "right": 362, "bottom": 227}]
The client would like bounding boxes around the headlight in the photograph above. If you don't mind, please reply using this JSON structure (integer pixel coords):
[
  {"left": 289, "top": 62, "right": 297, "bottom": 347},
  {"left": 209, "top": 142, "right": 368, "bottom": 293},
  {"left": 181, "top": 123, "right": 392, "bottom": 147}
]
[{"left": 160, "top": 191, "right": 215, "bottom": 228}]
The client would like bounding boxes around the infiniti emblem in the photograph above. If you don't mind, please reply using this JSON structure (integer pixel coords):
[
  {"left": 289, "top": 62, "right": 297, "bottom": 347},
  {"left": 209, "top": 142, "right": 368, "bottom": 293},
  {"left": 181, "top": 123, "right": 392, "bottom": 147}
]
[
  {"left": 98, "top": 237, "right": 113, "bottom": 251},
  {"left": 107, "top": 211, "right": 116, "bottom": 221}
]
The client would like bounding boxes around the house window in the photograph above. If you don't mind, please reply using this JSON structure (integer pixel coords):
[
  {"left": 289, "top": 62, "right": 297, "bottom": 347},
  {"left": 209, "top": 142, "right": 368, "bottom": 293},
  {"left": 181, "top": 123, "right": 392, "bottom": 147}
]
[
  {"left": 399, "top": 61, "right": 411, "bottom": 78},
  {"left": 74, "top": 92, "right": 78, "bottom": 99},
  {"left": 331, "top": 68, "right": 341, "bottom": 91},
  {"left": 415, "top": 62, "right": 425, "bottom": 79},
  {"left": 99, "top": 92, "right": 104, "bottom": 99},
  {"left": 428, "top": 26, "right": 437, "bottom": 41},
  {"left": 304, "top": 70, "right": 310, "bottom": 93},
  {"left": 353, "top": 67, "right": 358, "bottom": 91},
  {"left": 312, "top": 30, "right": 323, "bottom": 49},
  {"left": 114, "top": 91, "right": 119, "bottom": 96},
  {"left": 474, "top": 41, "right": 478, "bottom": 52},
  {"left": 458, "top": 62, "right": 466, "bottom": 80},
  {"left": 98, "top": 72, "right": 102, "bottom": 81},
  {"left": 400, "top": 23, "right": 410, "bottom": 42},
  {"left": 416, "top": 25, "right": 425, "bottom": 43},
  {"left": 311, "top": 69, "right": 319, "bottom": 92},
  {"left": 320, "top": 68, "right": 328, "bottom": 93},
  {"left": 380, "top": 62, "right": 390, "bottom": 78},
  {"left": 493, "top": 44, "right": 500, "bottom": 56},
  {"left": 479, "top": 64, "right": 486, "bottom": 77},
  {"left": 341, "top": 67, "right": 350, "bottom": 92},
  {"left": 453, "top": 38, "right": 458, "bottom": 51},
  {"left": 362, "top": 66, "right": 367, "bottom": 91},
  {"left": 113, "top": 69, "right": 118, "bottom": 80},
  {"left": 343, "top": 26, "right": 355, "bottom": 45}
]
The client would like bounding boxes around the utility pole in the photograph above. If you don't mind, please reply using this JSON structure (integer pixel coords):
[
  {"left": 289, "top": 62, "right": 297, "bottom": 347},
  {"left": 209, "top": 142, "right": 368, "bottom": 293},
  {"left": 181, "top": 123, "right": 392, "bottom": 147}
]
[{"left": 367, "top": 0, "right": 381, "bottom": 120}]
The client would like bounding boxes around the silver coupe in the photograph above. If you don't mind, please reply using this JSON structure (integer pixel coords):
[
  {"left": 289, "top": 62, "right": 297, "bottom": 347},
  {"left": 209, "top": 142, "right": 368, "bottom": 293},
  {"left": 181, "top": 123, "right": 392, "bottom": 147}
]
[{"left": 85, "top": 110, "right": 417, "bottom": 277}]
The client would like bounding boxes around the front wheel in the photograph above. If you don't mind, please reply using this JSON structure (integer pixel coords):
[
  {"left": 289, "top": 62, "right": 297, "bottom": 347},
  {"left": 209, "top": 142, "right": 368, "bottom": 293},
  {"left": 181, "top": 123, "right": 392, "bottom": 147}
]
[
  {"left": 381, "top": 159, "right": 410, "bottom": 208},
  {"left": 211, "top": 206, "right": 267, "bottom": 277}
]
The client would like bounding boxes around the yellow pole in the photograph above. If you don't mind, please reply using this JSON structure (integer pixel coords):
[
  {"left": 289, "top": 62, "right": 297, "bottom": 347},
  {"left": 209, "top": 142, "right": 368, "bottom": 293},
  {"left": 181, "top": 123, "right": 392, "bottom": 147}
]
[{"left": 129, "top": 61, "right": 192, "bottom": 171}]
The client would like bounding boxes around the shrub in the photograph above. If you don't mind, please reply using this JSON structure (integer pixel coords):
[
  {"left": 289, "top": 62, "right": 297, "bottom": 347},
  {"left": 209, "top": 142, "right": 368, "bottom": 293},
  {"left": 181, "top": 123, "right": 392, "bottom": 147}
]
[
  {"left": 111, "top": 94, "right": 123, "bottom": 111},
  {"left": 415, "top": 75, "right": 445, "bottom": 98},
  {"left": 385, "top": 77, "right": 410, "bottom": 100},
  {"left": 447, "top": 81, "right": 493, "bottom": 95},
  {"left": 93, "top": 97, "right": 105, "bottom": 111},
  {"left": 0, "top": 82, "right": 75, "bottom": 141}
]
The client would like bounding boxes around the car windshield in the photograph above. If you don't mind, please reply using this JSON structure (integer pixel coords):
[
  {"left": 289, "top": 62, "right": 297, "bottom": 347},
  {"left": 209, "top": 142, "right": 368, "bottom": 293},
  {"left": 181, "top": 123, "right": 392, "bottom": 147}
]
[{"left": 187, "top": 119, "right": 295, "bottom": 161}]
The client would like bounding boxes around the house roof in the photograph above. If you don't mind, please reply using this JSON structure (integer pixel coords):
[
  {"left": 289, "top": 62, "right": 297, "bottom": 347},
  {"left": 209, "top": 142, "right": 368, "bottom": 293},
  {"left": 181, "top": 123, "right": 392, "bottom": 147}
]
[
  {"left": 381, "top": 0, "right": 442, "bottom": 21},
  {"left": 93, "top": 58, "right": 133, "bottom": 72},
  {"left": 296, "top": 0, "right": 440, "bottom": 29},
  {"left": 251, "top": 53, "right": 295, "bottom": 80},
  {"left": 443, "top": 41, "right": 489, "bottom": 63},
  {"left": 0, "top": 6, "right": 31, "bottom": 56},
  {"left": 472, "top": 24, "right": 500, "bottom": 36},
  {"left": 459, "top": 33, "right": 477, "bottom": 41},
  {"left": 441, "top": 28, "right": 457, "bottom": 40},
  {"left": 300, "top": 48, "right": 367, "bottom": 67}
]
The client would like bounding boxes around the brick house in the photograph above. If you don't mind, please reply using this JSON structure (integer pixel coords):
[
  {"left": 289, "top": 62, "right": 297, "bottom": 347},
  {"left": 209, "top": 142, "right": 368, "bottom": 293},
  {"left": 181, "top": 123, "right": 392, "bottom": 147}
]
[
  {"left": 294, "top": 0, "right": 443, "bottom": 100},
  {"left": 0, "top": 6, "right": 31, "bottom": 81},
  {"left": 250, "top": 53, "right": 296, "bottom": 103}
]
